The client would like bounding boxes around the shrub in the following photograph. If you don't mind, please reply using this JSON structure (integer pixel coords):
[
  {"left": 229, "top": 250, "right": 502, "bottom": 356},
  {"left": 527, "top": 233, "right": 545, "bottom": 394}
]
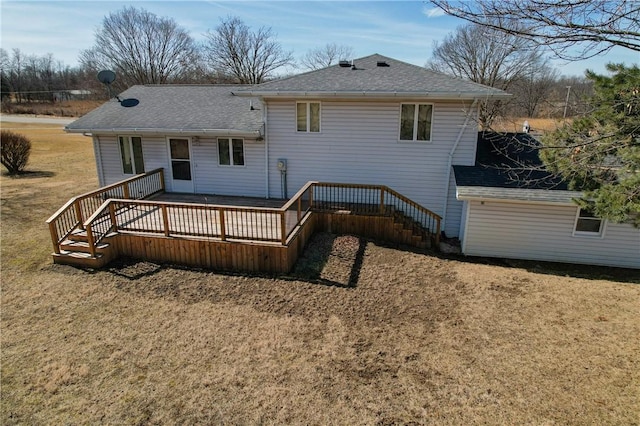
[{"left": 1, "top": 130, "right": 31, "bottom": 174}]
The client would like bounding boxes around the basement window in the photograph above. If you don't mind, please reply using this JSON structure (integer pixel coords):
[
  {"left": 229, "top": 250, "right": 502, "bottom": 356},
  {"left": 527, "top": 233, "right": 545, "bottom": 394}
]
[
  {"left": 399, "top": 103, "right": 433, "bottom": 142},
  {"left": 118, "top": 136, "right": 144, "bottom": 174},
  {"left": 573, "top": 208, "right": 604, "bottom": 237}
]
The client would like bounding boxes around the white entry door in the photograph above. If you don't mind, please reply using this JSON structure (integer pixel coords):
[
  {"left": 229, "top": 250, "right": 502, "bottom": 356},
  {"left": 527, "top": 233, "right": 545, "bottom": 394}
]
[{"left": 168, "top": 138, "right": 194, "bottom": 193}]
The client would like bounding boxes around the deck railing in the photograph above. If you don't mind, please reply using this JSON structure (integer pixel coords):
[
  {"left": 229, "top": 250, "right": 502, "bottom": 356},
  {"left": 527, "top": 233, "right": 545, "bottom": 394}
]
[
  {"left": 51, "top": 177, "right": 441, "bottom": 258},
  {"left": 46, "top": 169, "right": 165, "bottom": 253},
  {"left": 311, "top": 182, "right": 442, "bottom": 245},
  {"left": 81, "top": 181, "right": 317, "bottom": 257}
]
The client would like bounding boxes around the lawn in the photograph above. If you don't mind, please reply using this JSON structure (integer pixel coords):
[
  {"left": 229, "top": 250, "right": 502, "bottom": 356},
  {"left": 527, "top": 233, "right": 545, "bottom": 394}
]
[{"left": 1, "top": 121, "right": 639, "bottom": 424}]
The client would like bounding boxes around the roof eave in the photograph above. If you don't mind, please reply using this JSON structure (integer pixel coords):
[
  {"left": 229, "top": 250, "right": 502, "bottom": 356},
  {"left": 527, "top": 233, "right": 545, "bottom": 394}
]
[
  {"left": 233, "top": 90, "right": 511, "bottom": 100},
  {"left": 65, "top": 127, "right": 262, "bottom": 138},
  {"left": 456, "top": 186, "right": 583, "bottom": 205}
]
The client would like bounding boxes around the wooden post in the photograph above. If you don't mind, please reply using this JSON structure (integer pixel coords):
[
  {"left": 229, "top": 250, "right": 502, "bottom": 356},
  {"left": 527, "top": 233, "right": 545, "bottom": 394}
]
[
  {"left": 162, "top": 205, "right": 170, "bottom": 237},
  {"left": 49, "top": 222, "right": 60, "bottom": 254},
  {"left": 159, "top": 169, "right": 166, "bottom": 192},
  {"left": 74, "top": 200, "right": 84, "bottom": 230},
  {"left": 309, "top": 185, "right": 314, "bottom": 209},
  {"left": 109, "top": 202, "right": 118, "bottom": 232},
  {"left": 297, "top": 197, "right": 301, "bottom": 223},
  {"left": 379, "top": 188, "right": 385, "bottom": 215},
  {"left": 280, "top": 211, "right": 287, "bottom": 245},
  {"left": 86, "top": 225, "right": 96, "bottom": 257},
  {"left": 435, "top": 217, "right": 441, "bottom": 248},
  {"left": 219, "top": 208, "right": 226, "bottom": 241},
  {"left": 123, "top": 182, "right": 130, "bottom": 199}
]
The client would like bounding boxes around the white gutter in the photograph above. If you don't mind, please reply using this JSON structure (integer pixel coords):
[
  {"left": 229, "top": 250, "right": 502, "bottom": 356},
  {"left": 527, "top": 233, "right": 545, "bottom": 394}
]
[
  {"left": 441, "top": 99, "right": 478, "bottom": 235},
  {"left": 65, "top": 128, "right": 262, "bottom": 138},
  {"left": 263, "top": 101, "right": 270, "bottom": 198},
  {"left": 233, "top": 90, "right": 512, "bottom": 100}
]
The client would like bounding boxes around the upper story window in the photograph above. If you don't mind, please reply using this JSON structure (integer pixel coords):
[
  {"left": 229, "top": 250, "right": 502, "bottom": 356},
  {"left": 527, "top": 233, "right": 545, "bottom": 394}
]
[
  {"left": 218, "top": 138, "right": 245, "bottom": 166},
  {"left": 118, "top": 136, "right": 144, "bottom": 174},
  {"left": 573, "top": 208, "right": 604, "bottom": 237},
  {"left": 400, "top": 103, "right": 433, "bottom": 141},
  {"left": 297, "top": 101, "right": 320, "bottom": 132}
]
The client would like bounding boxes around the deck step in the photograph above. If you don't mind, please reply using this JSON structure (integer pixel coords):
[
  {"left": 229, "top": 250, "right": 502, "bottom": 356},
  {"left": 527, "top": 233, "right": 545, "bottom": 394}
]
[
  {"left": 60, "top": 239, "right": 110, "bottom": 253},
  {"left": 52, "top": 250, "right": 106, "bottom": 268}
]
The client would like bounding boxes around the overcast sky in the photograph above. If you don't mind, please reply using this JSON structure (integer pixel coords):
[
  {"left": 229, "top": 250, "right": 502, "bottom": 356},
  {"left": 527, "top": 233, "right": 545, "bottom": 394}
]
[{"left": 2, "top": 0, "right": 638, "bottom": 77}]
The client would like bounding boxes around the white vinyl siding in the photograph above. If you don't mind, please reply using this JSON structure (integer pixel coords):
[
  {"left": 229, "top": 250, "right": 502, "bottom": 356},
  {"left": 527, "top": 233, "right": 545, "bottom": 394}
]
[
  {"left": 266, "top": 99, "right": 478, "bottom": 237},
  {"left": 95, "top": 135, "right": 265, "bottom": 196},
  {"left": 462, "top": 200, "right": 640, "bottom": 269},
  {"left": 192, "top": 137, "right": 265, "bottom": 197}
]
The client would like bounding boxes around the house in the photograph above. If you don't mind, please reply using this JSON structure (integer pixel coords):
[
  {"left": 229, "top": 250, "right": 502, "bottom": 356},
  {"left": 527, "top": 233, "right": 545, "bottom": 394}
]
[
  {"left": 61, "top": 54, "right": 639, "bottom": 269},
  {"left": 454, "top": 132, "right": 640, "bottom": 269}
]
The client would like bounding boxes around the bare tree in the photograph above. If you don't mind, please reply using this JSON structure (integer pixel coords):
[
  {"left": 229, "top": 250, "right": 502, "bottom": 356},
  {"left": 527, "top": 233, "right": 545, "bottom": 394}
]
[
  {"left": 427, "top": 23, "right": 546, "bottom": 127},
  {"left": 79, "top": 6, "right": 200, "bottom": 87},
  {"left": 428, "top": 0, "right": 640, "bottom": 60},
  {"left": 300, "top": 43, "right": 354, "bottom": 70},
  {"left": 510, "top": 62, "right": 559, "bottom": 118},
  {"left": 203, "top": 16, "right": 294, "bottom": 84}
]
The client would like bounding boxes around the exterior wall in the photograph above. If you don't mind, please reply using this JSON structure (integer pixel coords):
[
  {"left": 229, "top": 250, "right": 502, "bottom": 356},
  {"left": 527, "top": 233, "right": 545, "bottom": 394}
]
[
  {"left": 462, "top": 200, "right": 640, "bottom": 269},
  {"left": 95, "top": 135, "right": 266, "bottom": 197},
  {"left": 265, "top": 99, "right": 477, "bottom": 237},
  {"left": 192, "top": 137, "right": 266, "bottom": 197}
]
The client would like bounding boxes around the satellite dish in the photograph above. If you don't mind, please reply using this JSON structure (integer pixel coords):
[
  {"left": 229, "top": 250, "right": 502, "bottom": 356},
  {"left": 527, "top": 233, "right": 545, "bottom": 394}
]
[
  {"left": 97, "top": 70, "right": 116, "bottom": 85},
  {"left": 120, "top": 98, "right": 139, "bottom": 108}
]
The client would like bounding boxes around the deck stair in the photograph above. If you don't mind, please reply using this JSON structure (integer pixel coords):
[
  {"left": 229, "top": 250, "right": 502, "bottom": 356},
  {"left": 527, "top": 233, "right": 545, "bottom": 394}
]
[{"left": 52, "top": 228, "right": 117, "bottom": 268}]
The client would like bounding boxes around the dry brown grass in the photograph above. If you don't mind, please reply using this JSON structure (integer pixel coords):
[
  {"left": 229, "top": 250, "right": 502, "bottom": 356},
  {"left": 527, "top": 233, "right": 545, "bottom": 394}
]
[
  {"left": 2, "top": 122, "right": 639, "bottom": 424},
  {"left": 1, "top": 100, "right": 103, "bottom": 118},
  {"left": 491, "top": 117, "right": 571, "bottom": 134}
]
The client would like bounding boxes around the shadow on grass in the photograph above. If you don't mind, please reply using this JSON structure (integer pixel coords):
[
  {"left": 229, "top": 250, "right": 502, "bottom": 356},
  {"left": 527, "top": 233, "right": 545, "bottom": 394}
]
[
  {"left": 288, "top": 233, "right": 367, "bottom": 288},
  {"left": 2, "top": 170, "right": 56, "bottom": 178},
  {"left": 368, "top": 238, "right": 639, "bottom": 285}
]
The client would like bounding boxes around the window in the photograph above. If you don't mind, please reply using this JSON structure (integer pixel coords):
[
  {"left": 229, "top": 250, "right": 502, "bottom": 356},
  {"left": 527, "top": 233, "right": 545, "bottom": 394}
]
[
  {"left": 573, "top": 208, "right": 604, "bottom": 236},
  {"left": 218, "top": 138, "right": 245, "bottom": 166},
  {"left": 296, "top": 102, "right": 320, "bottom": 132},
  {"left": 118, "top": 136, "right": 144, "bottom": 174},
  {"left": 400, "top": 103, "right": 433, "bottom": 141}
]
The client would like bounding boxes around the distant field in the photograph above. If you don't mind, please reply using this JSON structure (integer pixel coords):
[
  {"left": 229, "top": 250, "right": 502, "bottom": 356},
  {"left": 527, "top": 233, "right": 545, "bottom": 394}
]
[
  {"left": 1, "top": 99, "right": 103, "bottom": 117},
  {"left": 1, "top": 122, "right": 639, "bottom": 424}
]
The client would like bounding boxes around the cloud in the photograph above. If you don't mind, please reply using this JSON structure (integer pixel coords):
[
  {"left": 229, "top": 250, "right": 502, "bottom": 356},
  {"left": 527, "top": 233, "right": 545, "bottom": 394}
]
[{"left": 423, "top": 7, "right": 446, "bottom": 18}]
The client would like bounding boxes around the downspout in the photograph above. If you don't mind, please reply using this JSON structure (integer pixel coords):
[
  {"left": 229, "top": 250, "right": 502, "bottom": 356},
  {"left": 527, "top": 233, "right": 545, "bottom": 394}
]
[
  {"left": 441, "top": 99, "right": 478, "bottom": 235},
  {"left": 262, "top": 100, "right": 270, "bottom": 198},
  {"left": 93, "top": 135, "right": 105, "bottom": 186}
]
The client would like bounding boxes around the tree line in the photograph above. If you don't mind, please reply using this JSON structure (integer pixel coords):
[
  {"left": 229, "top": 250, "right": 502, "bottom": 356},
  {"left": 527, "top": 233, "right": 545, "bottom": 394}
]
[{"left": 0, "top": 5, "right": 599, "bottom": 121}]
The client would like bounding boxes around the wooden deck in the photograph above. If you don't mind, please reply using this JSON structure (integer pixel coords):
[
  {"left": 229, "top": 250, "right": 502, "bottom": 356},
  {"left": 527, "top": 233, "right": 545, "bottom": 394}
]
[{"left": 47, "top": 171, "right": 442, "bottom": 272}]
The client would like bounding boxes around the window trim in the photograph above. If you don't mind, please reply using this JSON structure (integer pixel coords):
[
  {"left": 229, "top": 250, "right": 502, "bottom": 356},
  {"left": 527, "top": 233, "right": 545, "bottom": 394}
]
[
  {"left": 296, "top": 101, "right": 321, "bottom": 133},
  {"left": 572, "top": 207, "right": 606, "bottom": 238},
  {"left": 398, "top": 103, "right": 434, "bottom": 142},
  {"left": 118, "top": 135, "right": 145, "bottom": 175},
  {"left": 217, "top": 137, "right": 246, "bottom": 167}
]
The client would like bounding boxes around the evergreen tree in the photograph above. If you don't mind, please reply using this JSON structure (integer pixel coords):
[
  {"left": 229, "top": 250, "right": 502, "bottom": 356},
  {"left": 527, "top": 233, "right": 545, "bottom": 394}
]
[{"left": 541, "top": 64, "right": 640, "bottom": 225}]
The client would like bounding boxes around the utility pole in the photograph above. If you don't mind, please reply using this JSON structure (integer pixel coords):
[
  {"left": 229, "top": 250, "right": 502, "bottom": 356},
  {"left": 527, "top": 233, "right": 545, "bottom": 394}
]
[{"left": 563, "top": 86, "right": 572, "bottom": 119}]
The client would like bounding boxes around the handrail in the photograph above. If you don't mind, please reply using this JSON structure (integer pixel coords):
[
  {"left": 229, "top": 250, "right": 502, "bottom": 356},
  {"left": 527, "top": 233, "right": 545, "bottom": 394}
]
[
  {"left": 54, "top": 178, "right": 441, "bottom": 258},
  {"left": 311, "top": 182, "right": 442, "bottom": 246},
  {"left": 46, "top": 169, "right": 165, "bottom": 254}
]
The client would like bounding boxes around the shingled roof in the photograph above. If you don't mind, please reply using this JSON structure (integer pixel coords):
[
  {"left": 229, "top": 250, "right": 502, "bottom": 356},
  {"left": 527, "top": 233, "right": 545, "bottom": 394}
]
[
  {"left": 453, "top": 132, "right": 583, "bottom": 203},
  {"left": 234, "top": 54, "right": 510, "bottom": 100},
  {"left": 66, "top": 85, "right": 263, "bottom": 136}
]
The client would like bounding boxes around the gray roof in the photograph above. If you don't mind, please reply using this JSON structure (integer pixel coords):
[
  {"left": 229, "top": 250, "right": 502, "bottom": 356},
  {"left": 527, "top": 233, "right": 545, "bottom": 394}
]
[
  {"left": 66, "top": 85, "right": 263, "bottom": 136},
  {"left": 454, "top": 132, "right": 581, "bottom": 204},
  {"left": 235, "top": 54, "right": 510, "bottom": 99}
]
